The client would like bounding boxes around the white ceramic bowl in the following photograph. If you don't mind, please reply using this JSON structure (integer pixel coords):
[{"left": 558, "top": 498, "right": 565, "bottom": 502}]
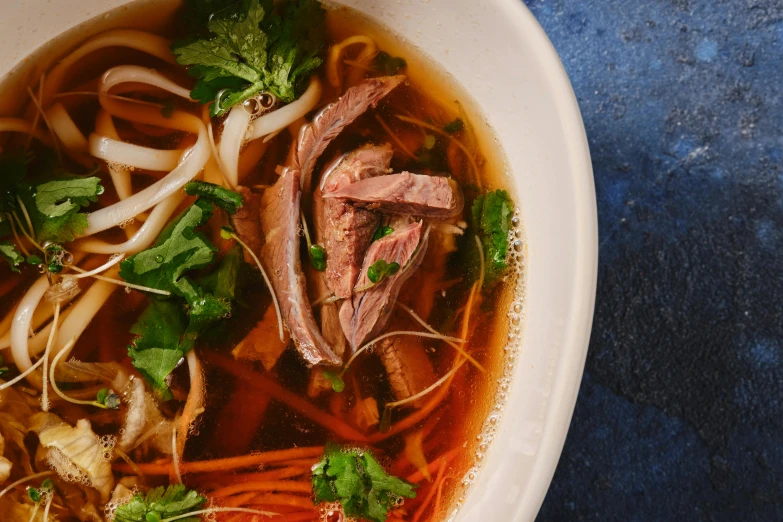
[{"left": 0, "top": 1, "right": 597, "bottom": 520}]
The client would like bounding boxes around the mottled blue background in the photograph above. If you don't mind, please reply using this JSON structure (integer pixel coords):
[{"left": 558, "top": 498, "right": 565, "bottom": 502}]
[{"left": 525, "top": 1, "right": 783, "bottom": 520}]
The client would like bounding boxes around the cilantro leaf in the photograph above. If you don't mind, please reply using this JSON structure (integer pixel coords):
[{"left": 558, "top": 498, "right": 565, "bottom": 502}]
[
  {"left": 119, "top": 199, "right": 217, "bottom": 301},
  {"left": 372, "top": 226, "right": 394, "bottom": 242},
  {"left": 122, "top": 199, "right": 237, "bottom": 399},
  {"left": 472, "top": 190, "right": 513, "bottom": 282},
  {"left": 18, "top": 176, "right": 104, "bottom": 244},
  {"left": 184, "top": 180, "right": 243, "bottom": 214},
  {"left": 173, "top": 0, "right": 325, "bottom": 116},
  {"left": 0, "top": 241, "right": 24, "bottom": 272},
  {"left": 309, "top": 244, "right": 326, "bottom": 271},
  {"left": 114, "top": 485, "right": 206, "bottom": 522},
  {"left": 312, "top": 445, "right": 416, "bottom": 522}
]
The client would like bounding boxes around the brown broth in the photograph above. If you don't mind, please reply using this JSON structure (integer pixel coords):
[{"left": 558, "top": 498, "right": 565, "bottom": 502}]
[{"left": 0, "top": 2, "right": 520, "bottom": 521}]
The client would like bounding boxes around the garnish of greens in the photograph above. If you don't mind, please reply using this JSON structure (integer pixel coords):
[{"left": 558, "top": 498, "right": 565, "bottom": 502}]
[
  {"left": 472, "top": 189, "right": 514, "bottom": 282},
  {"left": 373, "top": 51, "right": 407, "bottom": 75},
  {"left": 309, "top": 244, "right": 327, "bottom": 271},
  {"left": 322, "top": 369, "right": 345, "bottom": 393},
  {"left": 172, "top": 0, "right": 326, "bottom": 116},
  {"left": 367, "top": 259, "right": 400, "bottom": 284},
  {"left": 444, "top": 118, "right": 465, "bottom": 134},
  {"left": 0, "top": 354, "right": 8, "bottom": 375},
  {"left": 96, "top": 387, "right": 121, "bottom": 410},
  {"left": 0, "top": 149, "right": 103, "bottom": 272},
  {"left": 120, "top": 182, "right": 243, "bottom": 400},
  {"left": 372, "top": 225, "right": 394, "bottom": 242},
  {"left": 27, "top": 478, "right": 54, "bottom": 503},
  {"left": 312, "top": 444, "right": 416, "bottom": 522},
  {"left": 113, "top": 485, "right": 206, "bottom": 522}
]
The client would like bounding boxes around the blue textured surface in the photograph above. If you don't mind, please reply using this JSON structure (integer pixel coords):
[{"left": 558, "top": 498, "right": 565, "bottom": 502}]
[{"left": 527, "top": 1, "right": 783, "bottom": 520}]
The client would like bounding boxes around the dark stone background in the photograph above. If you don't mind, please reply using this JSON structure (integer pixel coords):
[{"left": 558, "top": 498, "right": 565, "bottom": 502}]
[{"left": 525, "top": 1, "right": 783, "bottom": 520}]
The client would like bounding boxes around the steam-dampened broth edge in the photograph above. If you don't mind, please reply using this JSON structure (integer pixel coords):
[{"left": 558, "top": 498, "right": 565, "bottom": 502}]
[{"left": 0, "top": 1, "right": 526, "bottom": 521}]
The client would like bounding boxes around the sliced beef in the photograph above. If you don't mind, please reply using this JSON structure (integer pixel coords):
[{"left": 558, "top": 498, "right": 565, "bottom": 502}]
[
  {"left": 339, "top": 222, "right": 429, "bottom": 351},
  {"left": 231, "top": 186, "right": 263, "bottom": 264},
  {"left": 294, "top": 75, "right": 405, "bottom": 192},
  {"left": 259, "top": 168, "right": 341, "bottom": 366},
  {"left": 314, "top": 144, "right": 393, "bottom": 299},
  {"left": 378, "top": 335, "right": 437, "bottom": 406},
  {"left": 258, "top": 77, "right": 404, "bottom": 366},
  {"left": 325, "top": 172, "right": 464, "bottom": 220}
]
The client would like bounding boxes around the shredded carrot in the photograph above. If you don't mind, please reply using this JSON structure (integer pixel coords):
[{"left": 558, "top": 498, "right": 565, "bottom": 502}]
[
  {"left": 113, "top": 446, "right": 324, "bottom": 476},
  {"left": 220, "top": 491, "right": 258, "bottom": 508},
  {"left": 412, "top": 460, "right": 446, "bottom": 522},
  {"left": 406, "top": 447, "right": 461, "bottom": 484},
  {"left": 275, "top": 458, "right": 319, "bottom": 468},
  {"left": 431, "top": 475, "right": 455, "bottom": 521},
  {"left": 245, "top": 493, "right": 315, "bottom": 510},
  {"left": 211, "top": 480, "right": 312, "bottom": 498},
  {"left": 204, "top": 353, "right": 368, "bottom": 442},
  {"left": 221, "top": 467, "right": 310, "bottom": 485},
  {"left": 369, "top": 376, "right": 452, "bottom": 443}
]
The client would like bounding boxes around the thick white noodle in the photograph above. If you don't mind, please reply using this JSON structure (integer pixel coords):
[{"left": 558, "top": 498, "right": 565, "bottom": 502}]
[
  {"left": 218, "top": 106, "right": 252, "bottom": 188},
  {"left": 248, "top": 77, "right": 322, "bottom": 141},
  {"left": 82, "top": 66, "right": 208, "bottom": 237},
  {"left": 42, "top": 29, "right": 175, "bottom": 106},
  {"left": 46, "top": 103, "right": 88, "bottom": 153},
  {"left": 73, "top": 192, "right": 184, "bottom": 254},
  {"left": 89, "top": 134, "right": 183, "bottom": 172},
  {"left": 95, "top": 110, "right": 133, "bottom": 201},
  {"left": 51, "top": 278, "right": 118, "bottom": 363},
  {"left": 9, "top": 276, "right": 50, "bottom": 371}
]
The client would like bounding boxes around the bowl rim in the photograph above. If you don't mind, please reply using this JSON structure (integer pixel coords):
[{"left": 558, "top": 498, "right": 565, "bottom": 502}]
[{"left": 497, "top": 0, "right": 597, "bottom": 519}]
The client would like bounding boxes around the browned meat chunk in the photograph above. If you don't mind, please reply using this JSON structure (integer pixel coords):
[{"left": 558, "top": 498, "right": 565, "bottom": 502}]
[
  {"left": 379, "top": 336, "right": 437, "bottom": 406},
  {"left": 314, "top": 144, "right": 393, "bottom": 299},
  {"left": 259, "top": 168, "right": 341, "bottom": 366},
  {"left": 294, "top": 75, "right": 405, "bottom": 192},
  {"left": 325, "top": 172, "right": 464, "bottom": 220},
  {"left": 339, "top": 222, "right": 429, "bottom": 351},
  {"left": 258, "top": 77, "right": 405, "bottom": 366},
  {"left": 231, "top": 186, "right": 263, "bottom": 264}
]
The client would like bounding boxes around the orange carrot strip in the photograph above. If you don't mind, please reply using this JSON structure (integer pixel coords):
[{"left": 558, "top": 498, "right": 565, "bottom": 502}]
[
  {"left": 406, "top": 447, "right": 461, "bottom": 484},
  {"left": 113, "top": 446, "right": 323, "bottom": 476},
  {"left": 220, "top": 491, "right": 258, "bottom": 508},
  {"left": 246, "top": 493, "right": 315, "bottom": 510},
  {"left": 204, "top": 352, "right": 369, "bottom": 442},
  {"left": 369, "top": 376, "right": 454, "bottom": 443},
  {"left": 211, "top": 480, "right": 312, "bottom": 498},
  {"left": 219, "top": 467, "right": 310, "bottom": 485},
  {"left": 432, "top": 475, "right": 455, "bottom": 521},
  {"left": 412, "top": 461, "right": 446, "bottom": 522}
]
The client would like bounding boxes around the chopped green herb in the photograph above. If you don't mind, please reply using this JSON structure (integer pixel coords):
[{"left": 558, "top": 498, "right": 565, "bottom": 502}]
[
  {"left": 472, "top": 190, "right": 514, "bottom": 282},
  {"left": 312, "top": 444, "right": 416, "bottom": 522},
  {"left": 26, "top": 254, "right": 43, "bottom": 265},
  {"left": 184, "top": 181, "right": 243, "bottom": 215},
  {"left": 309, "top": 244, "right": 326, "bottom": 271},
  {"left": 172, "top": 0, "right": 326, "bottom": 116},
  {"left": 372, "top": 226, "right": 394, "bottom": 242},
  {"left": 423, "top": 134, "right": 436, "bottom": 150},
  {"left": 21, "top": 176, "right": 104, "bottom": 244},
  {"left": 322, "top": 370, "right": 345, "bottom": 393},
  {"left": 0, "top": 241, "right": 23, "bottom": 273},
  {"left": 28, "top": 487, "right": 41, "bottom": 502},
  {"left": 121, "top": 199, "right": 236, "bottom": 400},
  {"left": 444, "top": 118, "right": 465, "bottom": 134},
  {"left": 373, "top": 51, "right": 407, "bottom": 75},
  {"left": 0, "top": 354, "right": 8, "bottom": 375},
  {"left": 367, "top": 260, "right": 400, "bottom": 284},
  {"left": 113, "top": 485, "right": 206, "bottom": 522},
  {"left": 40, "top": 479, "right": 54, "bottom": 491},
  {"left": 95, "top": 387, "right": 121, "bottom": 409}
]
